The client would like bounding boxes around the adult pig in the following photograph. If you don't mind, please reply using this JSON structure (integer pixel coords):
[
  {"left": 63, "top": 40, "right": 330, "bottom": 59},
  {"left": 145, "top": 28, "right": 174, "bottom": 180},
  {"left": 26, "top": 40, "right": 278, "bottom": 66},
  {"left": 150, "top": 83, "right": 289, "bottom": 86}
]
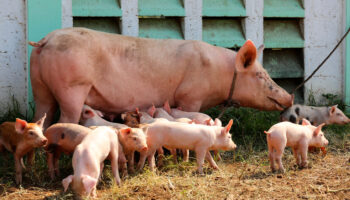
[
  {"left": 280, "top": 104, "right": 350, "bottom": 126},
  {"left": 29, "top": 28, "right": 293, "bottom": 127}
]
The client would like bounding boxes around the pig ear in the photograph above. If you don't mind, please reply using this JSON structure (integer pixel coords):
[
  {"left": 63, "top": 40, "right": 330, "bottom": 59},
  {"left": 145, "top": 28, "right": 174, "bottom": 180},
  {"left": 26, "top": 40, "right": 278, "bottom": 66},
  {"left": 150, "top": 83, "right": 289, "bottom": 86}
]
[
  {"left": 120, "top": 128, "right": 132, "bottom": 135},
  {"left": 214, "top": 118, "right": 222, "bottom": 127},
  {"left": 141, "top": 126, "right": 149, "bottom": 134},
  {"left": 224, "top": 119, "right": 233, "bottom": 134},
  {"left": 35, "top": 113, "right": 46, "bottom": 128},
  {"left": 83, "top": 109, "right": 95, "bottom": 119},
  {"left": 164, "top": 100, "right": 171, "bottom": 114},
  {"left": 314, "top": 123, "right": 325, "bottom": 136},
  {"left": 329, "top": 105, "right": 337, "bottom": 116},
  {"left": 147, "top": 104, "right": 156, "bottom": 117},
  {"left": 62, "top": 175, "right": 73, "bottom": 192},
  {"left": 121, "top": 113, "right": 126, "bottom": 120},
  {"left": 96, "top": 110, "right": 104, "bottom": 118},
  {"left": 257, "top": 44, "right": 264, "bottom": 59},
  {"left": 235, "top": 40, "right": 257, "bottom": 70},
  {"left": 301, "top": 118, "right": 311, "bottom": 126},
  {"left": 82, "top": 175, "right": 97, "bottom": 195},
  {"left": 15, "top": 118, "right": 27, "bottom": 134},
  {"left": 205, "top": 118, "right": 212, "bottom": 125},
  {"left": 136, "top": 107, "right": 140, "bottom": 114}
]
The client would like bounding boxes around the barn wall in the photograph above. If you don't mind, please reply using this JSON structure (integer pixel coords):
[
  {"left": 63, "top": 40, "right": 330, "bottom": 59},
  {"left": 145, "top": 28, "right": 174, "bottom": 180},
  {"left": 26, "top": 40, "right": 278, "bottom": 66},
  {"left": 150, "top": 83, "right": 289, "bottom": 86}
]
[
  {"left": 0, "top": 0, "right": 348, "bottom": 116},
  {"left": 304, "top": 0, "right": 346, "bottom": 105},
  {"left": 0, "top": 0, "right": 27, "bottom": 114}
]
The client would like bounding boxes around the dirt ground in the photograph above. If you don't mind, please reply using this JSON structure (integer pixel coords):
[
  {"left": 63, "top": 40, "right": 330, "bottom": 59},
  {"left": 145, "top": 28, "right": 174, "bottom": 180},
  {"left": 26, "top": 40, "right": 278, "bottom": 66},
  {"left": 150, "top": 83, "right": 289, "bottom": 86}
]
[{"left": 0, "top": 148, "right": 349, "bottom": 200}]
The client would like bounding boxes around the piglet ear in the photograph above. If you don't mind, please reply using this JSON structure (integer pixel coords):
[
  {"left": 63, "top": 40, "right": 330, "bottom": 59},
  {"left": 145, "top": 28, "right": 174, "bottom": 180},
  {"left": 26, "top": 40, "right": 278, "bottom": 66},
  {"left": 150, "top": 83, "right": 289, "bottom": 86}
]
[
  {"left": 121, "top": 113, "right": 126, "bottom": 120},
  {"left": 15, "top": 118, "right": 27, "bottom": 134},
  {"left": 147, "top": 104, "right": 156, "bottom": 117},
  {"left": 120, "top": 128, "right": 132, "bottom": 135},
  {"left": 82, "top": 175, "right": 97, "bottom": 195},
  {"left": 83, "top": 109, "right": 95, "bottom": 119},
  {"left": 35, "top": 113, "right": 46, "bottom": 128},
  {"left": 214, "top": 118, "right": 222, "bottom": 127},
  {"left": 205, "top": 118, "right": 212, "bottom": 126},
  {"left": 314, "top": 123, "right": 325, "bottom": 136},
  {"left": 141, "top": 126, "right": 149, "bottom": 134},
  {"left": 224, "top": 119, "right": 233, "bottom": 133},
  {"left": 96, "top": 110, "right": 104, "bottom": 118},
  {"left": 301, "top": 118, "right": 311, "bottom": 126},
  {"left": 163, "top": 100, "right": 171, "bottom": 114},
  {"left": 62, "top": 175, "right": 73, "bottom": 192},
  {"left": 329, "top": 105, "right": 337, "bottom": 116}
]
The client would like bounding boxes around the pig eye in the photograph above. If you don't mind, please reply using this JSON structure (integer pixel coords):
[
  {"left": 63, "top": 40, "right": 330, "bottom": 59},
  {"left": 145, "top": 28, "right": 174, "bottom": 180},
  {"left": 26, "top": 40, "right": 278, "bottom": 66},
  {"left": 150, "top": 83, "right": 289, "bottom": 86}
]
[
  {"left": 29, "top": 131, "right": 34, "bottom": 136},
  {"left": 336, "top": 113, "right": 341, "bottom": 116},
  {"left": 133, "top": 137, "right": 137, "bottom": 141}
]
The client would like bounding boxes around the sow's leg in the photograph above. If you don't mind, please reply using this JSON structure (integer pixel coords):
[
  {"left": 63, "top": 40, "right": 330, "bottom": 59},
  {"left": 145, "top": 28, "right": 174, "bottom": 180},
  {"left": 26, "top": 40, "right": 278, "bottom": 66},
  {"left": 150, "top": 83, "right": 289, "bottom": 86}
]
[
  {"left": 30, "top": 50, "right": 58, "bottom": 128},
  {"left": 55, "top": 85, "right": 91, "bottom": 124}
]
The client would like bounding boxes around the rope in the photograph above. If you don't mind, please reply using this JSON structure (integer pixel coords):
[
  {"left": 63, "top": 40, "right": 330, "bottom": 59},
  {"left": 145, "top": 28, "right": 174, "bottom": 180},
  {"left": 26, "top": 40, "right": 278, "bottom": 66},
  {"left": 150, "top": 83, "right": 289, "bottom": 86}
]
[
  {"left": 292, "top": 27, "right": 350, "bottom": 94},
  {"left": 217, "top": 26, "right": 350, "bottom": 119}
]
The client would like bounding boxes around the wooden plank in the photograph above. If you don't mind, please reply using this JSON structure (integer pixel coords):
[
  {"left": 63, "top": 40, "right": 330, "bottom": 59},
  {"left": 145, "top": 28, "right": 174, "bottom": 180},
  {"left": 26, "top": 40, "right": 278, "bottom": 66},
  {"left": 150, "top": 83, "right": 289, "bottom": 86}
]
[
  {"left": 264, "top": 0, "right": 304, "bottom": 18},
  {"left": 263, "top": 49, "right": 304, "bottom": 78},
  {"left": 139, "top": 18, "right": 184, "bottom": 39},
  {"left": 73, "top": 0, "right": 122, "bottom": 17},
  {"left": 203, "top": 0, "right": 246, "bottom": 17},
  {"left": 264, "top": 19, "right": 304, "bottom": 48},
  {"left": 74, "top": 17, "right": 120, "bottom": 33},
  {"left": 27, "top": 0, "right": 61, "bottom": 115},
  {"left": 139, "top": 0, "right": 185, "bottom": 17},
  {"left": 203, "top": 18, "right": 245, "bottom": 48}
]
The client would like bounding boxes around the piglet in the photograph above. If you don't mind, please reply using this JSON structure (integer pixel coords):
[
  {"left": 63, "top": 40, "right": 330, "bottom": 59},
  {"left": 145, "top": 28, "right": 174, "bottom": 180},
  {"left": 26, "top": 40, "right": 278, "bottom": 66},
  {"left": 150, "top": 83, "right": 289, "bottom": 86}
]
[
  {"left": 44, "top": 123, "right": 93, "bottom": 179},
  {"left": 62, "top": 126, "right": 121, "bottom": 198},
  {"left": 79, "top": 105, "right": 128, "bottom": 129},
  {"left": 163, "top": 100, "right": 214, "bottom": 125},
  {"left": 137, "top": 120, "right": 237, "bottom": 174},
  {"left": 0, "top": 114, "right": 47, "bottom": 185},
  {"left": 118, "top": 127, "right": 148, "bottom": 173},
  {"left": 264, "top": 120, "right": 329, "bottom": 173},
  {"left": 280, "top": 104, "right": 350, "bottom": 126}
]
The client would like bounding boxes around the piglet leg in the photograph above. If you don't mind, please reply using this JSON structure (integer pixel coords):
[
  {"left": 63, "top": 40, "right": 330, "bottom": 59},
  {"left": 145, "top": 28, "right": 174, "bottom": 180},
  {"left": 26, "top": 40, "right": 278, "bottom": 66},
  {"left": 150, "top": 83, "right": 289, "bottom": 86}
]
[{"left": 14, "top": 154, "right": 23, "bottom": 185}]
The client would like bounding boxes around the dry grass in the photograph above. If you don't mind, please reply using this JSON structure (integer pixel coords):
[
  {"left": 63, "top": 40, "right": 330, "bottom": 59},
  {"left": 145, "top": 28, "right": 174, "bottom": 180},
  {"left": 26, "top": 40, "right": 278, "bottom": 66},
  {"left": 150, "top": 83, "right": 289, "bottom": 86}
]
[
  {"left": 0, "top": 105, "right": 349, "bottom": 199},
  {"left": 0, "top": 148, "right": 349, "bottom": 200}
]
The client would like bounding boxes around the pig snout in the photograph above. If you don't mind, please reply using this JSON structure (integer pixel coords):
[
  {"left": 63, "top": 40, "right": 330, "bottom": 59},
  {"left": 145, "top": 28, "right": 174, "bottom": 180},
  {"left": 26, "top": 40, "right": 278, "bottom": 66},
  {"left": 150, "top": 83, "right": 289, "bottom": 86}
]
[
  {"left": 324, "top": 139, "right": 329, "bottom": 146},
  {"left": 42, "top": 138, "right": 48, "bottom": 146},
  {"left": 141, "top": 146, "right": 148, "bottom": 151}
]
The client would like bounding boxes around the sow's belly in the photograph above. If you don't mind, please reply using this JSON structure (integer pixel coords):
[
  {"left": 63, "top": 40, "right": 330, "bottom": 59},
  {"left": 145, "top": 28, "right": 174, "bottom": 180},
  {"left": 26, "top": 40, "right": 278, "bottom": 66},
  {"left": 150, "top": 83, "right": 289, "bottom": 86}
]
[{"left": 84, "top": 78, "right": 180, "bottom": 113}]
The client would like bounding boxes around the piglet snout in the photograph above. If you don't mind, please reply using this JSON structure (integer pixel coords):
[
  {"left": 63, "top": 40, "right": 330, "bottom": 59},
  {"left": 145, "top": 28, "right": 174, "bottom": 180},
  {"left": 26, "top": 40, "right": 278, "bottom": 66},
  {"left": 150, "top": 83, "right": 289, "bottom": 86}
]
[
  {"left": 141, "top": 147, "right": 148, "bottom": 151},
  {"left": 41, "top": 138, "right": 48, "bottom": 146}
]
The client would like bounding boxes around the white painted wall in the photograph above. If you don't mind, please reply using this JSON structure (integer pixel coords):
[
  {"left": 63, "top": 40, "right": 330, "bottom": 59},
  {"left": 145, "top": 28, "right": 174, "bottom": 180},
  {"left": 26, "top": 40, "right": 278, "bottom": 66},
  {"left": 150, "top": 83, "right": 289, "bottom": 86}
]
[
  {"left": 304, "top": 0, "right": 346, "bottom": 105},
  {"left": 0, "top": 0, "right": 27, "bottom": 114}
]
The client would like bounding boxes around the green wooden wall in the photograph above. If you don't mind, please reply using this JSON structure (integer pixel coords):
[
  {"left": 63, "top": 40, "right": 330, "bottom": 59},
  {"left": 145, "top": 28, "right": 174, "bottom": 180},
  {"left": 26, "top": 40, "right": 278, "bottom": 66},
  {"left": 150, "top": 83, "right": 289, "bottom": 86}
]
[
  {"left": 263, "top": 0, "right": 305, "bottom": 103},
  {"left": 27, "top": 0, "right": 62, "bottom": 116}
]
